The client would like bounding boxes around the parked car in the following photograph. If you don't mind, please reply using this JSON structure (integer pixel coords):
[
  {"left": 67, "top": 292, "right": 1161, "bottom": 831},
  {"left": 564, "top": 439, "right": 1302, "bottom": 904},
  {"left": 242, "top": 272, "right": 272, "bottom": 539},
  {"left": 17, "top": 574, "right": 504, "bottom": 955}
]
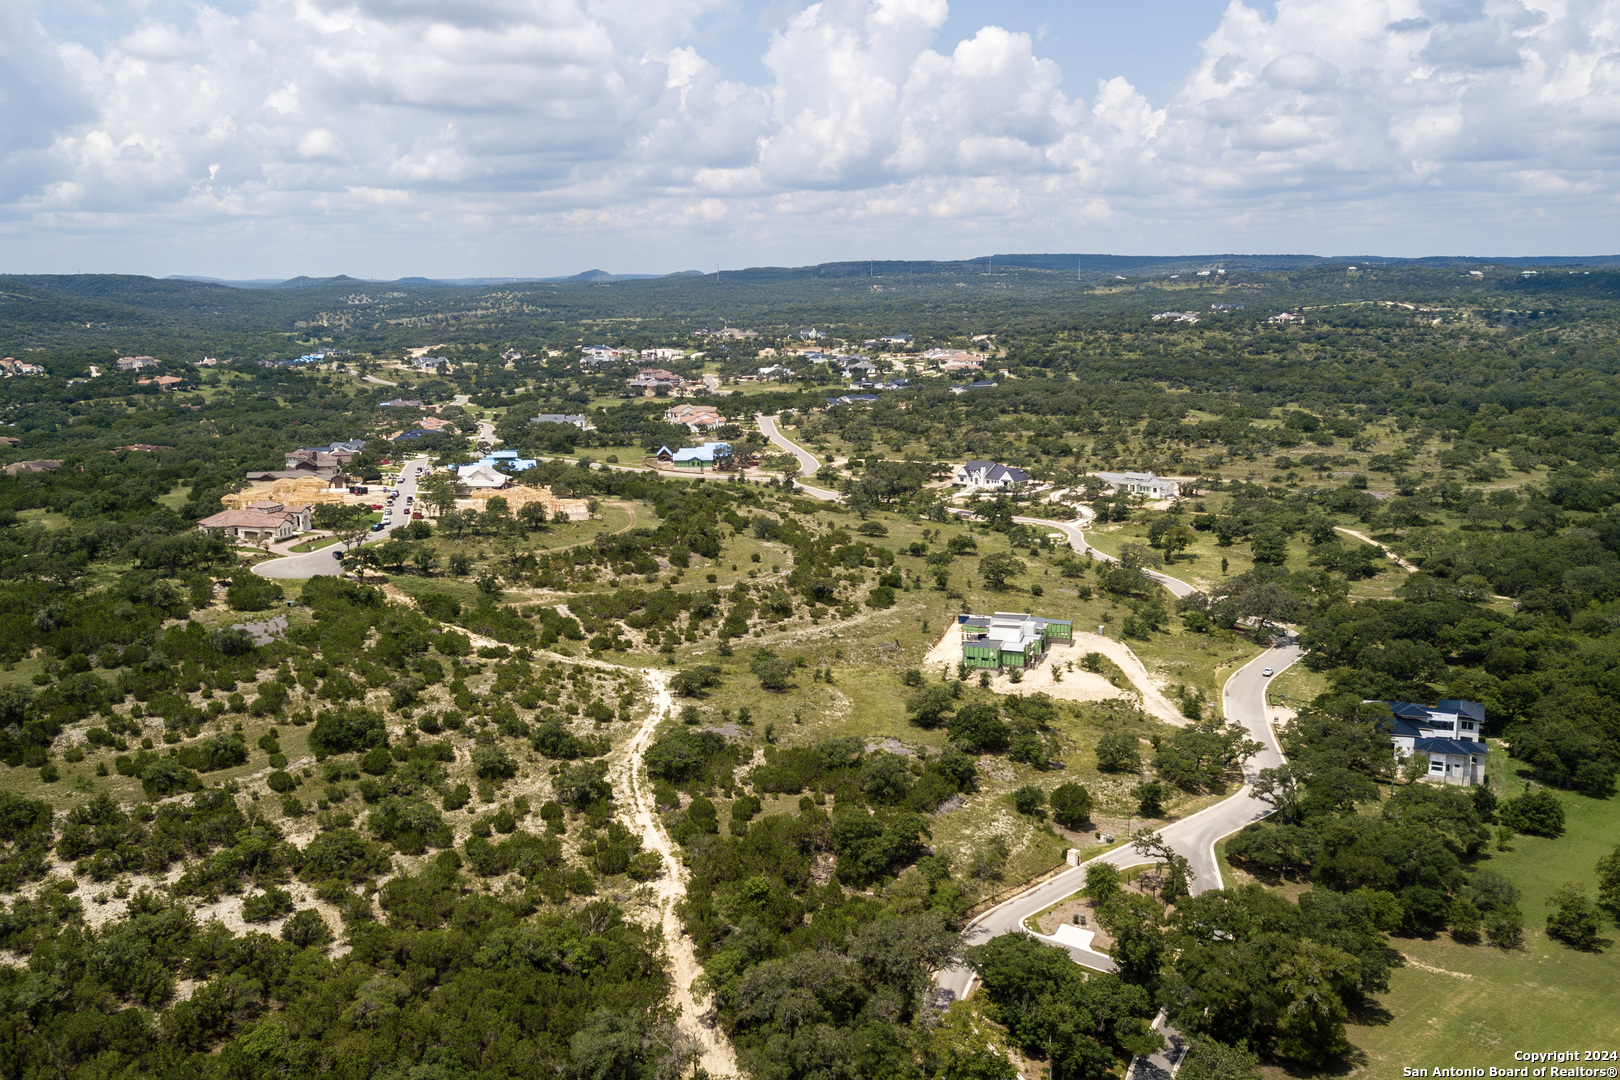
[
  {"left": 332, "top": 550, "right": 344, "bottom": 560},
  {"left": 370, "top": 522, "right": 382, "bottom": 531}
]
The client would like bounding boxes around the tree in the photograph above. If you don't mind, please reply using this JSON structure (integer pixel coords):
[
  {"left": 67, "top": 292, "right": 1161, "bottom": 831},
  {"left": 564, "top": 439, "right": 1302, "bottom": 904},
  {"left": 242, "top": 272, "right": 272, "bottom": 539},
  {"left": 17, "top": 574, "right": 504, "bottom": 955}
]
[
  {"left": 1010, "top": 785, "right": 1046, "bottom": 817},
  {"left": 417, "top": 472, "right": 466, "bottom": 517},
  {"left": 1596, "top": 844, "right": 1620, "bottom": 919},
  {"left": 905, "top": 684, "right": 956, "bottom": 729},
  {"left": 1049, "top": 782, "right": 1094, "bottom": 828},
  {"left": 1178, "top": 1038, "right": 1262, "bottom": 1080},
  {"left": 1095, "top": 732, "right": 1142, "bottom": 773},
  {"left": 1545, "top": 883, "right": 1605, "bottom": 950},
  {"left": 978, "top": 552, "right": 1026, "bottom": 591},
  {"left": 1160, "top": 524, "right": 1197, "bottom": 562},
  {"left": 1086, "top": 863, "right": 1121, "bottom": 907},
  {"left": 1500, "top": 787, "right": 1565, "bottom": 837}
]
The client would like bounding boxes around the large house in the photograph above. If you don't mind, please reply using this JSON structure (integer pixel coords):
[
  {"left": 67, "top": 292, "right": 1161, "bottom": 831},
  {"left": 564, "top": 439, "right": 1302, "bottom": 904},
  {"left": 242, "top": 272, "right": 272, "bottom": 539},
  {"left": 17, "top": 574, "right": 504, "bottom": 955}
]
[
  {"left": 1376, "top": 699, "right": 1488, "bottom": 786},
  {"left": 0, "top": 357, "right": 46, "bottom": 376},
  {"left": 456, "top": 463, "right": 509, "bottom": 489},
  {"left": 3, "top": 459, "right": 62, "bottom": 476},
  {"left": 284, "top": 440, "right": 364, "bottom": 472},
  {"left": 664, "top": 403, "right": 726, "bottom": 431},
  {"left": 196, "top": 500, "right": 312, "bottom": 542},
  {"left": 116, "top": 356, "right": 159, "bottom": 372},
  {"left": 957, "top": 612, "right": 1074, "bottom": 671},
  {"left": 955, "top": 460, "right": 1030, "bottom": 490},
  {"left": 1095, "top": 471, "right": 1181, "bottom": 500},
  {"left": 531, "top": 413, "right": 596, "bottom": 431},
  {"left": 629, "top": 368, "right": 683, "bottom": 395}
]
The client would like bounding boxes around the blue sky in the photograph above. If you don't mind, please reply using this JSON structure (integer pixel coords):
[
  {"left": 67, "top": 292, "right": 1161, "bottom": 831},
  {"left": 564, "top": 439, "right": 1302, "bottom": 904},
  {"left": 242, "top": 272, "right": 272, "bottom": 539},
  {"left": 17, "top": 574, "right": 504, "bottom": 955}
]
[{"left": 2, "top": 0, "right": 1615, "bottom": 278}]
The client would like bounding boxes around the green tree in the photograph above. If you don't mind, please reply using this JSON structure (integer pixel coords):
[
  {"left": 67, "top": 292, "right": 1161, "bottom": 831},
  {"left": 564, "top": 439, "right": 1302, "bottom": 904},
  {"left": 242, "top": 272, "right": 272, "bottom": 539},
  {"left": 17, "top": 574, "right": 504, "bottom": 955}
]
[
  {"left": 1596, "top": 844, "right": 1620, "bottom": 919},
  {"left": 978, "top": 552, "right": 1026, "bottom": 591},
  {"left": 1049, "top": 782, "right": 1094, "bottom": 828},
  {"left": 1546, "top": 883, "right": 1605, "bottom": 951}
]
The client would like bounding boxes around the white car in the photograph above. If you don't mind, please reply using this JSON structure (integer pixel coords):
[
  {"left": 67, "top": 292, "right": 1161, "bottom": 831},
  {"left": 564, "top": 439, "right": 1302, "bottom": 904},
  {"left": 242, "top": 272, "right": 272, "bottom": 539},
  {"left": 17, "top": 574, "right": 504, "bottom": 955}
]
[{"left": 1261, "top": 667, "right": 1274, "bottom": 677}]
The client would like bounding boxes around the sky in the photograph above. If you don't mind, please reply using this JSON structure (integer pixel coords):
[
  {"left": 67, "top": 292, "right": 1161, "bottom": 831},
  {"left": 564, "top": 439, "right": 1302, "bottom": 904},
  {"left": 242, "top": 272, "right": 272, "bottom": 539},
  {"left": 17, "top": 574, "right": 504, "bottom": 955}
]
[{"left": 2, "top": 0, "right": 1617, "bottom": 279}]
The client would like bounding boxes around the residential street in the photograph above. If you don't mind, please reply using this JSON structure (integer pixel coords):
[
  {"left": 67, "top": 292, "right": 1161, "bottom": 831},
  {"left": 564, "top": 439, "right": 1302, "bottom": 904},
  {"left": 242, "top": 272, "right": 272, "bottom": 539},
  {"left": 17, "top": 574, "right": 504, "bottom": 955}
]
[
  {"left": 934, "top": 640, "right": 1303, "bottom": 1065},
  {"left": 1015, "top": 515, "right": 1200, "bottom": 599},
  {"left": 253, "top": 455, "right": 432, "bottom": 579}
]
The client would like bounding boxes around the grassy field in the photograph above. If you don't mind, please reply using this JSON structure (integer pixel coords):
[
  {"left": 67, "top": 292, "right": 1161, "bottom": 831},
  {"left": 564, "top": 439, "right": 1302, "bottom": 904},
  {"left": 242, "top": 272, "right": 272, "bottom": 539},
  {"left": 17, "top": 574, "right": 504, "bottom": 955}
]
[{"left": 1323, "top": 774, "right": 1620, "bottom": 1080}]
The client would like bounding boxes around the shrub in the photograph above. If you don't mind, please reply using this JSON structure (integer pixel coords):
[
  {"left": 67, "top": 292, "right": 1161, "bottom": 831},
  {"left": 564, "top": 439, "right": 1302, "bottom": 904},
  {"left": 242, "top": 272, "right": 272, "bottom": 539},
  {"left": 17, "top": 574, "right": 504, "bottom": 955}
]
[
  {"left": 266, "top": 770, "right": 296, "bottom": 793},
  {"left": 140, "top": 759, "right": 200, "bottom": 800},
  {"left": 1546, "top": 883, "right": 1604, "bottom": 950},
  {"left": 281, "top": 908, "right": 333, "bottom": 949},
  {"left": 1095, "top": 732, "right": 1142, "bottom": 773},
  {"left": 242, "top": 886, "right": 294, "bottom": 922},
  {"left": 1010, "top": 785, "right": 1046, "bottom": 817},
  {"left": 1500, "top": 787, "right": 1565, "bottom": 837},
  {"left": 472, "top": 743, "right": 517, "bottom": 781}
]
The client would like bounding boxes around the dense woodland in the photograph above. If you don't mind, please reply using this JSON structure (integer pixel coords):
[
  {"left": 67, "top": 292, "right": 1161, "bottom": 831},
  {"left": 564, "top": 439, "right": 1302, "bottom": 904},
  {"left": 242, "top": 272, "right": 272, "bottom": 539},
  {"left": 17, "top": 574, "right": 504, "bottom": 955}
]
[{"left": 1, "top": 262, "right": 1619, "bottom": 1079}]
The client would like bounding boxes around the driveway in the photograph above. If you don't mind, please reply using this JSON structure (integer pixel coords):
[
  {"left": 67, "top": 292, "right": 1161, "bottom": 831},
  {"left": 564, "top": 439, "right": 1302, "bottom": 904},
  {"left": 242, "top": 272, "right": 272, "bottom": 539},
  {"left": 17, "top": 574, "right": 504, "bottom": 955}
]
[
  {"left": 253, "top": 454, "right": 432, "bottom": 580},
  {"left": 935, "top": 640, "right": 1302, "bottom": 995},
  {"left": 1015, "top": 515, "right": 1199, "bottom": 599},
  {"left": 756, "top": 414, "right": 843, "bottom": 501}
]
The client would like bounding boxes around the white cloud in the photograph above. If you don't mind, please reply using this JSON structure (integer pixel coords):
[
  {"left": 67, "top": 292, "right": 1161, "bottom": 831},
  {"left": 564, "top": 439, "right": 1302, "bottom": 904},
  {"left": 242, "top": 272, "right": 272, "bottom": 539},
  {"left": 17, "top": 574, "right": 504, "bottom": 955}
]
[{"left": 4, "top": 0, "right": 1620, "bottom": 274}]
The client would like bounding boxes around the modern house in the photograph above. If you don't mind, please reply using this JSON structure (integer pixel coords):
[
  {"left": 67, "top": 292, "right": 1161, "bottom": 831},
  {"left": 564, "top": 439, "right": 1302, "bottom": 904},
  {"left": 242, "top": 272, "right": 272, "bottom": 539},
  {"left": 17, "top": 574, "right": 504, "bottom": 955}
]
[
  {"left": 1374, "top": 699, "right": 1488, "bottom": 786},
  {"left": 379, "top": 398, "right": 424, "bottom": 409},
  {"left": 116, "top": 356, "right": 159, "bottom": 372},
  {"left": 955, "top": 460, "right": 1030, "bottom": 489},
  {"left": 196, "top": 500, "right": 312, "bottom": 542},
  {"left": 1094, "top": 471, "right": 1182, "bottom": 500},
  {"left": 957, "top": 612, "right": 1074, "bottom": 670},
  {"left": 531, "top": 413, "right": 596, "bottom": 431},
  {"left": 656, "top": 442, "right": 732, "bottom": 469}
]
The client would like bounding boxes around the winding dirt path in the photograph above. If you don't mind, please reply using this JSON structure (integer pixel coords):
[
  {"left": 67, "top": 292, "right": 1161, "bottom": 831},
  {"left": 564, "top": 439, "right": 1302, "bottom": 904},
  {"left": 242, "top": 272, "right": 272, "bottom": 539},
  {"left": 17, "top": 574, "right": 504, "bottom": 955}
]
[
  {"left": 610, "top": 670, "right": 740, "bottom": 1078},
  {"left": 1334, "top": 525, "right": 1419, "bottom": 572}
]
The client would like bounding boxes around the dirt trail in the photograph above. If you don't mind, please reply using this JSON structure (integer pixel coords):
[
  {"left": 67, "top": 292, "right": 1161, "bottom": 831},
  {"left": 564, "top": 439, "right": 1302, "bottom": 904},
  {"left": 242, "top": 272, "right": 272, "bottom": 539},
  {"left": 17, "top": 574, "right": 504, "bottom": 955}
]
[
  {"left": 610, "top": 669, "right": 740, "bottom": 1079},
  {"left": 1334, "top": 526, "right": 1419, "bottom": 572}
]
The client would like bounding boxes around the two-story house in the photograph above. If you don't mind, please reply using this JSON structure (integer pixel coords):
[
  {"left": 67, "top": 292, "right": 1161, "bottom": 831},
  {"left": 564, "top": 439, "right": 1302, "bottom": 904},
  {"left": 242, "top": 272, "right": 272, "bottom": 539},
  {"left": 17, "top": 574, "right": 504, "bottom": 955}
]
[{"left": 1376, "top": 699, "right": 1488, "bottom": 785}]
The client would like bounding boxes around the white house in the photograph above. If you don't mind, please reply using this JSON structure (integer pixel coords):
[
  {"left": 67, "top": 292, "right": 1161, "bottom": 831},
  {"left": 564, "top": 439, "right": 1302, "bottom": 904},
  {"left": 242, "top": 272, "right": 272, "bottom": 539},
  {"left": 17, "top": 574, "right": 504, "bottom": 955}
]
[
  {"left": 1094, "top": 471, "right": 1181, "bottom": 500},
  {"left": 1376, "top": 700, "right": 1487, "bottom": 786},
  {"left": 531, "top": 413, "right": 596, "bottom": 431},
  {"left": 956, "top": 460, "right": 1030, "bottom": 490},
  {"left": 456, "top": 464, "right": 509, "bottom": 489}
]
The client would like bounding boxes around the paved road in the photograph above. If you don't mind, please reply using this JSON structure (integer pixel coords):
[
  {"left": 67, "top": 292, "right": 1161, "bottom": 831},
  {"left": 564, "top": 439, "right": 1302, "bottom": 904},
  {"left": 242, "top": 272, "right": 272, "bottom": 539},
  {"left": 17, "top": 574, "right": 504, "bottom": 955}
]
[
  {"left": 1015, "top": 515, "right": 1199, "bottom": 599},
  {"left": 253, "top": 455, "right": 432, "bottom": 580},
  {"left": 756, "top": 414, "right": 842, "bottom": 501},
  {"left": 936, "top": 639, "right": 1302, "bottom": 995}
]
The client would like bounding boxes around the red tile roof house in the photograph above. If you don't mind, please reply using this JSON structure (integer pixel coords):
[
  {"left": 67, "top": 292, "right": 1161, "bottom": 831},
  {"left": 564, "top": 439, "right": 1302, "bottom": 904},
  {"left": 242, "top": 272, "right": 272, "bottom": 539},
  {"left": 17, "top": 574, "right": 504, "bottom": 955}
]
[
  {"left": 137, "top": 375, "right": 187, "bottom": 390},
  {"left": 196, "top": 501, "right": 313, "bottom": 542},
  {"left": 663, "top": 403, "right": 727, "bottom": 431}
]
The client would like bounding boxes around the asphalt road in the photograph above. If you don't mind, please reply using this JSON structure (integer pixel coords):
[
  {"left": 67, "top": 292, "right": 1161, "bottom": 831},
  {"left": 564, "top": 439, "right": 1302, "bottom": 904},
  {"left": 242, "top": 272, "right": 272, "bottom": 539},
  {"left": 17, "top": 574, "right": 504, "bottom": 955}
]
[
  {"left": 253, "top": 455, "right": 432, "bottom": 580},
  {"left": 935, "top": 639, "right": 1302, "bottom": 994},
  {"left": 1014, "top": 515, "right": 1199, "bottom": 599},
  {"left": 756, "top": 414, "right": 842, "bottom": 501}
]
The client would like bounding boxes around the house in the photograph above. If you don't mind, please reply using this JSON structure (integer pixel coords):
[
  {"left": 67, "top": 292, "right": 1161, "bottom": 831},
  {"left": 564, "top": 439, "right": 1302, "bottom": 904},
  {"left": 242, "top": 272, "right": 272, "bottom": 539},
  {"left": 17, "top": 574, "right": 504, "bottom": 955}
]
[
  {"left": 411, "top": 357, "right": 450, "bottom": 372},
  {"left": 825, "top": 394, "right": 880, "bottom": 407},
  {"left": 531, "top": 413, "right": 596, "bottom": 432},
  {"left": 1210, "top": 303, "right": 1245, "bottom": 312},
  {"left": 641, "top": 348, "right": 684, "bottom": 362},
  {"left": 113, "top": 444, "right": 171, "bottom": 453},
  {"left": 842, "top": 359, "right": 881, "bottom": 378},
  {"left": 0, "top": 358, "right": 46, "bottom": 376},
  {"left": 878, "top": 334, "right": 913, "bottom": 345},
  {"left": 1374, "top": 700, "right": 1487, "bottom": 786},
  {"left": 0, "top": 437, "right": 19, "bottom": 447},
  {"left": 656, "top": 442, "right": 731, "bottom": 469},
  {"left": 1151, "top": 312, "right": 1200, "bottom": 323},
  {"left": 116, "top": 356, "right": 159, "bottom": 372},
  {"left": 798, "top": 328, "right": 825, "bottom": 341},
  {"left": 137, "top": 375, "right": 186, "bottom": 390},
  {"left": 1094, "top": 471, "right": 1182, "bottom": 500},
  {"left": 196, "top": 501, "right": 312, "bottom": 542},
  {"left": 379, "top": 398, "right": 424, "bottom": 408},
  {"left": 950, "top": 381, "right": 999, "bottom": 393},
  {"left": 501, "top": 349, "right": 523, "bottom": 362},
  {"left": 415, "top": 416, "right": 455, "bottom": 432},
  {"left": 756, "top": 365, "right": 793, "bottom": 381},
  {"left": 955, "top": 460, "right": 1029, "bottom": 489},
  {"left": 629, "top": 368, "right": 683, "bottom": 394},
  {"left": 664, "top": 403, "right": 726, "bottom": 431},
  {"left": 456, "top": 463, "right": 509, "bottom": 489},
  {"left": 924, "top": 348, "right": 984, "bottom": 366},
  {"left": 582, "top": 346, "right": 630, "bottom": 365},
  {"left": 1268, "top": 312, "right": 1305, "bottom": 324},
  {"left": 957, "top": 612, "right": 1073, "bottom": 670},
  {"left": 2, "top": 459, "right": 62, "bottom": 476}
]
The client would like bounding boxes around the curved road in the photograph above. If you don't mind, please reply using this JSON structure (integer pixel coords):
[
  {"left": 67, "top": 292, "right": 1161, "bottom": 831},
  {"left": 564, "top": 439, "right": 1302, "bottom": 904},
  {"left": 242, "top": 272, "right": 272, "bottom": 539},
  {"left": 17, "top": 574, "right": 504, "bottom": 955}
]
[
  {"left": 937, "top": 639, "right": 1301, "bottom": 992},
  {"left": 1015, "top": 515, "right": 1199, "bottom": 599},
  {"left": 254, "top": 455, "right": 432, "bottom": 579},
  {"left": 756, "top": 414, "right": 842, "bottom": 501}
]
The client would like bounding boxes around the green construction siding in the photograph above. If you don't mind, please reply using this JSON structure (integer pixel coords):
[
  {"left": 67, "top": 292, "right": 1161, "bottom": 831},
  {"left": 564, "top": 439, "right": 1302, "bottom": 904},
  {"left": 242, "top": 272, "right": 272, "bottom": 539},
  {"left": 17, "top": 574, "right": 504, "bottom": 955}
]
[
  {"left": 1041, "top": 620, "right": 1073, "bottom": 644},
  {"left": 1000, "top": 648, "right": 1028, "bottom": 668},
  {"left": 963, "top": 644, "right": 1000, "bottom": 668}
]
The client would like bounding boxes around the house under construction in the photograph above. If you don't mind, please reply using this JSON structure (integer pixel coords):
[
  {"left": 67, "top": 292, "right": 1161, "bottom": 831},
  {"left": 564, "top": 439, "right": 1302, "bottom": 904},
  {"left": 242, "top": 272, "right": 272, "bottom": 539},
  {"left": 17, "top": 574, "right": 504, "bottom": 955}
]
[{"left": 957, "top": 611, "right": 1074, "bottom": 670}]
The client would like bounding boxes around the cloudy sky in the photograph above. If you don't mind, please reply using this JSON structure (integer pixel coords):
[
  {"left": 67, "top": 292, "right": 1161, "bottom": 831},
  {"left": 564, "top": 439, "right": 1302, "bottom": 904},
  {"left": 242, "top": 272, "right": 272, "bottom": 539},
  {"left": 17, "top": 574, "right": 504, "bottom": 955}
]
[{"left": 2, "top": 0, "right": 1616, "bottom": 278}]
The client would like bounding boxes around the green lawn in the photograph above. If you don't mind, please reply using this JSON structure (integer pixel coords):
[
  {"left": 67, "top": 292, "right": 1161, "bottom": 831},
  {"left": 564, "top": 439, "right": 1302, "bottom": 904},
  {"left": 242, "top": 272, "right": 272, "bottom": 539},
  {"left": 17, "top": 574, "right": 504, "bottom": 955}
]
[{"left": 1338, "top": 780, "right": 1620, "bottom": 1079}]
